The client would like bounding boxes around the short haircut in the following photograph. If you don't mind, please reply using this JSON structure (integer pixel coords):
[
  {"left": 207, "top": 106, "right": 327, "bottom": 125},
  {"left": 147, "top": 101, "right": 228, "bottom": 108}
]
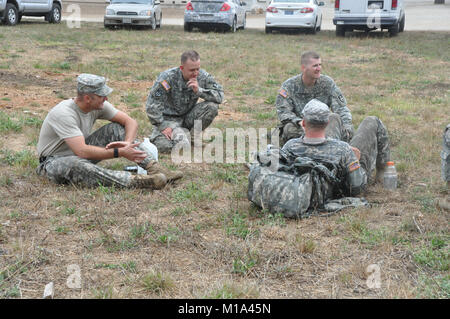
[
  {"left": 181, "top": 50, "right": 200, "bottom": 64},
  {"left": 304, "top": 119, "right": 328, "bottom": 131},
  {"left": 301, "top": 51, "right": 320, "bottom": 66}
]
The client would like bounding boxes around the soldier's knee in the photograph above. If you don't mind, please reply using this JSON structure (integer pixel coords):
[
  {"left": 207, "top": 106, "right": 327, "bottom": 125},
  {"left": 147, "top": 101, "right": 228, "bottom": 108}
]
[{"left": 206, "top": 103, "right": 219, "bottom": 117}]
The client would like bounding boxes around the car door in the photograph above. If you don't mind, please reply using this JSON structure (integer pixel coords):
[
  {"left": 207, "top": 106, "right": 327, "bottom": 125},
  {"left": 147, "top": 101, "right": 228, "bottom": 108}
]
[{"left": 24, "top": 0, "right": 51, "bottom": 12}]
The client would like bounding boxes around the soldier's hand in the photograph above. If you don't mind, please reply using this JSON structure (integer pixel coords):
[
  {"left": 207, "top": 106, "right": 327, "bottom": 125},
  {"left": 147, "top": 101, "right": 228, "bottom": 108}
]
[
  {"left": 120, "top": 142, "right": 147, "bottom": 163},
  {"left": 187, "top": 77, "right": 199, "bottom": 94},
  {"left": 344, "top": 127, "right": 354, "bottom": 142},
  {"left": 105, "top": 141, "right": 132, "bottom": 150},
  {"left": 161, "top": 127, "right": 173, "bottom": 140}
]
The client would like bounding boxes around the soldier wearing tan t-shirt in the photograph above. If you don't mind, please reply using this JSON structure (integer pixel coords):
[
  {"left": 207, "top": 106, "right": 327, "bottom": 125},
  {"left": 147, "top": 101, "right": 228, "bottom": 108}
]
[{"left": 36, "top": 74, "right": 182, "bottom": 189}]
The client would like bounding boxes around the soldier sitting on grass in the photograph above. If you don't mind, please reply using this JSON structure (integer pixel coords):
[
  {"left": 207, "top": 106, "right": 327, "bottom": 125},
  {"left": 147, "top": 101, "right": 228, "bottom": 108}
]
[
  {"left": 248, "top": 99, "right": 392, "bottom": 218},
  {"left": 276, "top": 50, "right": 354, "bottom": 146},
  {"left": 145, "top": 50, "right": 224, "bottom": 154},
  {"left": 36, "top": 73, "right": 182, "bottom": 189}
]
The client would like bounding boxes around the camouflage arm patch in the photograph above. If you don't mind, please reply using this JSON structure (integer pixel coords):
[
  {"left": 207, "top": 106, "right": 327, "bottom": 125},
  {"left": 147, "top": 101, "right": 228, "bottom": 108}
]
[
  {"left": 161, "top": 80, "right": 171, "bottom": 91},
  {"left": 348, "top": 160, "right": 361, "bottom": 172},
  {"left": 279, "top": 88, "right": 288, "bottom": 98}
]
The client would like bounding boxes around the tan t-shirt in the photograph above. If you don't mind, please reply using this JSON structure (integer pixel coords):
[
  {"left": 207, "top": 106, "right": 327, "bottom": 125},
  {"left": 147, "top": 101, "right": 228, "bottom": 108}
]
[{"left": 37, "top": 99, "right": 118, "bottom": 157}]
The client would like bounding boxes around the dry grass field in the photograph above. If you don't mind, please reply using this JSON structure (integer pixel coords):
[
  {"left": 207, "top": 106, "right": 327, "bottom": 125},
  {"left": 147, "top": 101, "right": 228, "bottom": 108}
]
[{"left": 0, "top": 21, "right": 449, "bottom": 299}]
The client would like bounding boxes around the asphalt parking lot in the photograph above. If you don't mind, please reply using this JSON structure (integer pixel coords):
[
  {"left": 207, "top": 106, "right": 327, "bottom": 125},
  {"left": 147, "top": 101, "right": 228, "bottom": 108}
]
[{"left": 54, "top": 0, "right": 450, "bottom": 31}]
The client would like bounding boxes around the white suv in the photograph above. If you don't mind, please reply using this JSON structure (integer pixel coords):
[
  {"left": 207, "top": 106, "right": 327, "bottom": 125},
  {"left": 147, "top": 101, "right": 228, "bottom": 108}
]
[{"left": 333, "top": 0, "right": 405, "bottom": 37}]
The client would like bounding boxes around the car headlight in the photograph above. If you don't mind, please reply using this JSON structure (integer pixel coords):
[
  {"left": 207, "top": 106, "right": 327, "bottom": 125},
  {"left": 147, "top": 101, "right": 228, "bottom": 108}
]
[
  {"left": 106, "top": 9, "right": 115, "bottom": 15},
  {"left": 139, "top": 10, "right": 152, "bottom": 16}
]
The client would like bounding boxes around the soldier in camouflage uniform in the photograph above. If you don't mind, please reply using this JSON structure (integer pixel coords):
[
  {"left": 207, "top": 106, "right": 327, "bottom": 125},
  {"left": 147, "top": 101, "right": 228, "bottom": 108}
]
[
  {"left": 36, "top": 74, "right": 181, "bottom": 189},
  {"left": 146, "top": 50, "right": 224, "bottom": 153},
  {"left": 282, "top": 99, "right": 391, "bottom": 197},
  {"left": 276, "top": 51, "right": 354, "bottom": 146}
]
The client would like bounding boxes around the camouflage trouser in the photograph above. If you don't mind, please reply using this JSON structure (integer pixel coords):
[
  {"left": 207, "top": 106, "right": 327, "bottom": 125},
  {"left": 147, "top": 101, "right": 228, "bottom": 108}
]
[
  {"left": 36, "top": 123, "right": 156, "bottom": 188},
  {"left": 350, "top": 116, "right": 390, "bottom": 177},
  {"left": 150, "top": 101, "right": 219, "bottom": 153},
  {"left": 280, "top": 114, "right": 350, "bottom": 146},
  {"left": 442, "top": 124, "right": 450, "bottom": 182}
]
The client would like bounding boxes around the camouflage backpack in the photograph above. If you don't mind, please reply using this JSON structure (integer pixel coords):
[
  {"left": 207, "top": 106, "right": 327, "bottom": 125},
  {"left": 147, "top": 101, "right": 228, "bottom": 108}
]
[{"left": 248, "top": 148, "right": 368, "bottom": 218}]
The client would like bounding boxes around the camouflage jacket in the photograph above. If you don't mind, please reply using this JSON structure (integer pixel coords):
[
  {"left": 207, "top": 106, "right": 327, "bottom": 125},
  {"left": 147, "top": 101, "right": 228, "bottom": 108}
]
[
  {"left": 146, "top": 67, "right": 224, "bottom": 131},
  {"left": 276, "top": 74, "right": 353, "bottom": 134},
  {"left": 281, "top": 137, "right": 367, "bottom": 197}
]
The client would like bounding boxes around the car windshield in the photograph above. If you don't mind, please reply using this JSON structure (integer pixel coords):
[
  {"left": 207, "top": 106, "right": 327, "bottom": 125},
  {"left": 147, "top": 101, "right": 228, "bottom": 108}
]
[
  {"left": 111, "top": 0, "right": 153, "bottom": 4},
  {"left": 273, "top": 0, "right": 309, "bottom": 3}
]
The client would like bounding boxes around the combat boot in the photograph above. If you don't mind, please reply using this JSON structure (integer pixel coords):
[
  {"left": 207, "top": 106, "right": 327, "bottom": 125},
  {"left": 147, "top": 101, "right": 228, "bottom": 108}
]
[
  {"left": 129, "top": 173, "right": 167, "bottom": 189},
  {"left": 146, "top": 160, "right": 183, "bottom": 182}
]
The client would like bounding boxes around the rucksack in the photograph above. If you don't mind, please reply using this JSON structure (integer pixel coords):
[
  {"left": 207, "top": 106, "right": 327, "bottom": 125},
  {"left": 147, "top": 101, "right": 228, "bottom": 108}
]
[{"left": 248, "top": 148, "right": 368, "bottom": 218}]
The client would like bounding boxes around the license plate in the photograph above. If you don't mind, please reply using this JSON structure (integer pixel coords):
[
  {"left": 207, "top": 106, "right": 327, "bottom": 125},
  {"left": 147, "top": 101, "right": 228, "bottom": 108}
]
[
  {"left": 336, "top": 21, "right": 344, "bottom": 25},
  {"left": 284, "top": 10, "right": 293, "bottom": 15},
  {"left": 123, "top": 18, "right": 131, "bottom": 24},
  {"left": 368, "top": 1, "right": 383, "bottom": 9}
]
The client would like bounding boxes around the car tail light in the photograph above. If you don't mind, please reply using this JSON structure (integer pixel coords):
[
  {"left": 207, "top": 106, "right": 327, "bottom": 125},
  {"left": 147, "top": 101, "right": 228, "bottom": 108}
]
[
  {"left": 335, "top": 0, "right": 340, "bottom": 10},
  {"left": 186, "top": 2, "right": 193, "bottom": 11},
  {"left": 220, "top": 3, "right": 231, "bottom": 11},
  {"left": 266, "top": 6, "right": 278, "bottom": 13},
  {"left": 300, "top": 7, "right": 313, "bottom": 13},
  {"left": 391, "top": 0, "right": 397, "bottom": 9}
]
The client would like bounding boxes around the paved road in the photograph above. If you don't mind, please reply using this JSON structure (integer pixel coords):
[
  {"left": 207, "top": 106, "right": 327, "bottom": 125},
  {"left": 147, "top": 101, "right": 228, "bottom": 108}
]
[{"left": 56, "top": 0, "right": 450, "bottom": 31}]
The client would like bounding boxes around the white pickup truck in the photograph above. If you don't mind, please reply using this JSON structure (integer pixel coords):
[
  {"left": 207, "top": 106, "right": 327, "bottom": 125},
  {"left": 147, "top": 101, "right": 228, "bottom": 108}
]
[
  {"left": 333, "top": 0, "right": 405, "bottom": 37},
  {"left": 0, "top": 0, "right": 62, "bottom": 26}
]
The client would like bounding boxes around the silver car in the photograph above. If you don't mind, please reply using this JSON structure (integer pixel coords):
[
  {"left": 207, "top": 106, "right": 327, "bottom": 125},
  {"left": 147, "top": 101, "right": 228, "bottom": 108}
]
[
  {"left": 104, "top": 0, "right": 162, "bottom": 30},
  {"left": 184, "top": 0, "right": 247, "bottom": 33},
  {"left": 265, "top": 0, "right": 324, "bottom": 34}
]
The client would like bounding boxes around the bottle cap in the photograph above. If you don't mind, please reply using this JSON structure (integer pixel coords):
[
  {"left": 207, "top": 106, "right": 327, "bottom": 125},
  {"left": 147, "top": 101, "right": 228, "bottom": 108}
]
[{"left": 387, "top": 161, "right": 395, "bottom": 166}]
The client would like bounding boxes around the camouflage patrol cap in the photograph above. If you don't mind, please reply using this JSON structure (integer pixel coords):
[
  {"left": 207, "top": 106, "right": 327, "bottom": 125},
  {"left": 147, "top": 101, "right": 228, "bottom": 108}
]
[
  {"left": 77, "top": 74, "right": 113, "bottom": 96},
  {"left": 302, "top": 99, "right": 330, "bottom": 124}
]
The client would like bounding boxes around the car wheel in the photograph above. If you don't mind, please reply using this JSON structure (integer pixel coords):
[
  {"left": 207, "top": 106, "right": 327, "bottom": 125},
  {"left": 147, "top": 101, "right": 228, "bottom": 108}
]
[
  {"left": 157, "top": 13, "right": 162, "bottom": 28},
  {"left": 317, "top": 16, "right": 321, "bottom": 32},
  {"left": 265, "top": 26, "right": 272, "bottom": 34},
  {"left": 388, "top": 21, "right": 399, "bottom": 37},
  {"left": 48, "top": 4, "right": 61, "bottom": 24},
  {"left": 336, "top": 25, "right": 345, "bottom": 37},
  {"left": 4, "top": 4, "right": 18, "bottom": 26},
  {"left": 184, "top": 22, "right": 193, "bottom": 32},
  {"left": 399, "top": 15, "right": 405, "bottom": 32},
  {"left": 230, "top": 16, "right": 237, "bottom": 33}
]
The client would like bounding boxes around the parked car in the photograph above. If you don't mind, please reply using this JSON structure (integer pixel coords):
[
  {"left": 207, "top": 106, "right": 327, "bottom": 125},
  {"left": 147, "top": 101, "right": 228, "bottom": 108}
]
[
  {"left": 184, "top": 0, "right": 247, "bottom": 32},
  {"left": 0, "top": 0, "right": 62, "bottom": 26},
  {"left": 104, "top": 0, "right": 162, "bottom": 30},
  {"left": 333, "top": 0, "right": 405, "bottom": 37},
  {"left": 265, "top": 0, "right": 324, "bottom": 34}
]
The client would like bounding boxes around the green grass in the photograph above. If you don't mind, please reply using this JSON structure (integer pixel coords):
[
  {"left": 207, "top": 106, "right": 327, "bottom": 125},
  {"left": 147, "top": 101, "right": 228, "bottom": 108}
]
[
  {"left": 141, "top": 271, "right": 175, "bottom": 295},
  {"left": 0, "top": 23, "right": 448, "bottom": 299}
]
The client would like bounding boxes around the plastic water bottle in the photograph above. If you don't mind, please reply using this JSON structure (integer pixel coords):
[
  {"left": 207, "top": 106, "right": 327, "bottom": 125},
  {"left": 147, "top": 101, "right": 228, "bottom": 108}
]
[{"left": 383, "top": 161, "right": 398, "bottom": 190}]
